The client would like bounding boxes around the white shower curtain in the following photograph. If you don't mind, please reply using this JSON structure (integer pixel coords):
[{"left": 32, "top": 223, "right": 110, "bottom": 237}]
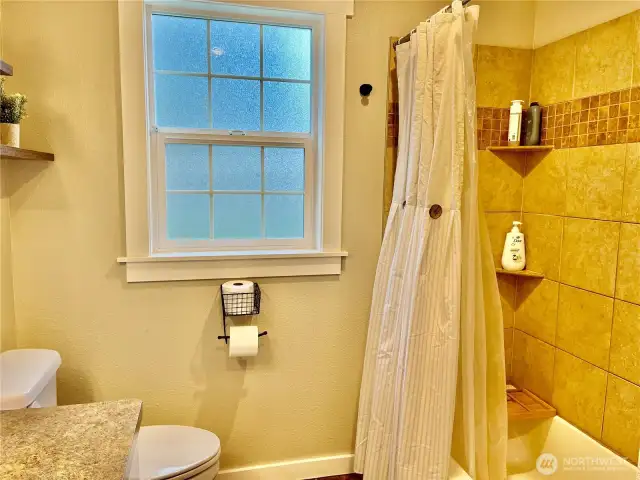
[{"left": 355, "top": 2, "right": 507, "bottom": 479}]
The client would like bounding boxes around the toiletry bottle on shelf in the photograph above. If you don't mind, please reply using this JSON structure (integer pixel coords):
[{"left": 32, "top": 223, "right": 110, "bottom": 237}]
[
  {"left": 508, "top": 100, "right": 524, "bottom": 146},
  {"left": 501, "top": 221, "right": 526, "bottom": 271},
  {"left": 524, "top": 102, "right": 541, "bottom": 146}
]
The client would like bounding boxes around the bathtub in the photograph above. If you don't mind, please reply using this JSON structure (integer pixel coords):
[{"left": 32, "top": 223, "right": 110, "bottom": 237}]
[
  {"left": 449, "top": 415, "right": 638, "bottom": 479},
  {"left": 507, "top": 416, "right": 638, "bottom": 479}
]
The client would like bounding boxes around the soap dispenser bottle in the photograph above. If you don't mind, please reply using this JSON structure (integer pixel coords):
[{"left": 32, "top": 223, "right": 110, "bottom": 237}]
[{"left": 501, "top": 221, "right": 526, "bottom": 271}]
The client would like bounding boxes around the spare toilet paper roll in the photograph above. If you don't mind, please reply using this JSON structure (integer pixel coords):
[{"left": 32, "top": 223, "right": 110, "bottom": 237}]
[
  {"left": 222, "top": 280, "right": 254, "bottom": 294},
  {"left": 228, "top": 326, "right": 259, "bottom": 358},
  {"left": 222, "top": 280, "right": 255, "bottom": 315}
]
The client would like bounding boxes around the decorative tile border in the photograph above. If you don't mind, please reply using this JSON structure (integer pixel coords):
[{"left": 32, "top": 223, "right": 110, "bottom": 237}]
[
  {"left": 477, "top": 107, "right": 510, "bottom": 150},
  {"left": 387, "top": 101, "right": 399, "bottom": 147},
  {"left": 541, "top": 86, "right": 640, "bottom": 148},
  {"left": 393, "top": 87, "right": 640, "bottom": 152},
  {"left": 388, "top": 105, "right": 511, "bottom": 150}
]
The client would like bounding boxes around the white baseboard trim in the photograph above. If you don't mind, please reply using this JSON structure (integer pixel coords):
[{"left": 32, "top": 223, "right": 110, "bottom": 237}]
[{"left": 218, "top": 453, "right": 355, "bottom": 479}]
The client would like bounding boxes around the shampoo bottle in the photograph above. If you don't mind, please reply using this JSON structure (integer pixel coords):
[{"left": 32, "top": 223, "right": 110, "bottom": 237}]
[
  {"left": 501, "top": 221, "right": 526, "bottom": 271},
  {"left": 524, "top": 102, "right": 541, "bottom": 146},
  {"left": 508, "top": 100, "right": 524, "bottom": 146}
]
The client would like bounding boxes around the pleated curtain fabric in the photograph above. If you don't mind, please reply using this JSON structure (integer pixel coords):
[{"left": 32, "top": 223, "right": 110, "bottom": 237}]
[{"left": 355, "top": 2, "right": 508, "bottom": 479}]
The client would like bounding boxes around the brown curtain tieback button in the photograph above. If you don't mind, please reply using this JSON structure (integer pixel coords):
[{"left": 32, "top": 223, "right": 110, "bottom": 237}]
[{"left": 429, "top": 204, "right": 443, "bottom": 219}]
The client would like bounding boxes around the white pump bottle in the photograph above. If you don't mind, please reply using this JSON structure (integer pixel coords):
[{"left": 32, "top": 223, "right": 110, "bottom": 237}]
[{"left": 501, "top": 221, "right": 526, "bottom": 271}]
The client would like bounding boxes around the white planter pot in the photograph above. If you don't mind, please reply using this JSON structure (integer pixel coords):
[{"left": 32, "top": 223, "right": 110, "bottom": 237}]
[{"left": 0, "top": 123, "right": 20, "bottom": 148}]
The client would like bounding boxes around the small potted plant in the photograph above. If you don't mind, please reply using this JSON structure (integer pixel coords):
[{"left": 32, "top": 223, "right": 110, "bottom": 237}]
[{"left": 0, "top": 78, "right": 27, "bottom": 148}]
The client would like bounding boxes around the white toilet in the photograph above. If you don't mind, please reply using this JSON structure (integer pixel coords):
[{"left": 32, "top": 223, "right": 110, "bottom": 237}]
[
  {"left": 0, "top": 349, "right": 222, "bottom": 480},
  {"left": 0, "top": 349, "right": 61, "bottom": 410},
  {"left": 133, "top": 425, "right": 221, "bottom": 480}
]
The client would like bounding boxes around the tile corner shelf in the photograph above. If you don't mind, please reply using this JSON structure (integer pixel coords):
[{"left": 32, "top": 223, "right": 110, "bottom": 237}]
[
  {"left": 507, "top": 387, "right": 556, "bottom": 421},
  {"left": 487, "top": 145, "right": 554, "bottom": 153},
  {"left": 496, "top": 268, "right": 544, "bottom": 279},
  {"left": 0, "top": 145, "right": 55, "bottom": 162}
]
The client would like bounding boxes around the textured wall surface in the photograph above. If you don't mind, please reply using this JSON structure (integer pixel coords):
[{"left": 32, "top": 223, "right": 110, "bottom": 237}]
[
  {"left": 481, "top": 11, "right": 640, "bottom": 465},
  {"left": 5, "top": 0, "right": 639, "bottom": 471},
  {"left": 0, "top": 159, "right": 16, "bottom": 352},
  {"left": 533, "top": 0, "right": 640, "bottom": 48},
  {"left": 0, "top": 0, "right": 446, "bottom": 470},
  {"left": 0, "top": 0, "right": 17, "bottom": 352}
]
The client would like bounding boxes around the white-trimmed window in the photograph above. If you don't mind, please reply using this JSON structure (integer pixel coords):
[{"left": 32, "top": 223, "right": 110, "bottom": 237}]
[
  {"left": 148, "top": 6, "right": 320, "bottom": 253},
  {"left": 117, "top": 0, "right": 350, "bottom": 282}
]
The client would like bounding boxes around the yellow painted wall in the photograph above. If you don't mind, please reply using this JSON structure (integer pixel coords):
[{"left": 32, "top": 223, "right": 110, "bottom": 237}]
[
  {"left": 1, "top": 162, "right": 16, "bottom": 352},
  {"left": 475, "top": 0, "right": 535, "bottom": 48},
  {"left": 0, "top": 0, "right": 448, "bottom": 468},
  {"left": 0, "top": 0, "right": 17, "bottom": 352},
  {"left": 533, "top": 0, "right": 640, "bottom": 47},
  {"left": 5, "top": 0, "right": 628, "bottom": 469}
]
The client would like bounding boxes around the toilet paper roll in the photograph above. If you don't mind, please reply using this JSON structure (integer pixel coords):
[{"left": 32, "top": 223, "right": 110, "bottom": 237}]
[
  {"left": 222, "top": 280, "right": 255, "bottom": 315},
  {"left": 222, "top": 280, "right": 254, "bottom": 294},
  {"left": 228, "top": 326, "right": 259, "bottom": 358}
]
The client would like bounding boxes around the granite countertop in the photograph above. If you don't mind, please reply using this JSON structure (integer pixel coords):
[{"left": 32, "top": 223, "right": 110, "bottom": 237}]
[{"left": 0, "top": 399, "right": 143, "bottom": 480}]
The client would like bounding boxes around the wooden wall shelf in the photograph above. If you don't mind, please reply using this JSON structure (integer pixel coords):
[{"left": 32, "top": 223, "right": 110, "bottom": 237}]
[
  {"left": 508, "top": 388, "right": 556, "bottom": 421},
  {"left": 0, "top": 60, "right": 13, "bottom": 76},
  {"left": 0, "top": 145, "right": 54, "bottom": 162},
  {"left": 496, "top": 268, "right": 544, "bottom": 279},
  {"left": 488, "top": 145, "right": 554, "bottom": 153}
]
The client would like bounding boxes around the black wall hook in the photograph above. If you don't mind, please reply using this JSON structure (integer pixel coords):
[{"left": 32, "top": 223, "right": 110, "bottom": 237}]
[{"left": 359, "top": 84, "right": 373, "bottom": 97}]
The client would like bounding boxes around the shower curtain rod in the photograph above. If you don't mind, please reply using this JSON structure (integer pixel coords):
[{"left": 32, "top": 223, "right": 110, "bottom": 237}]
[{"left": 394, "top": 0, "right": 472, "bottom": 48}]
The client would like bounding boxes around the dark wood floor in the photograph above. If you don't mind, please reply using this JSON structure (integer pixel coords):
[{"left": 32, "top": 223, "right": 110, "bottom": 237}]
[{"left": 307, "top": 475, "right": 363, "bottom": 480}]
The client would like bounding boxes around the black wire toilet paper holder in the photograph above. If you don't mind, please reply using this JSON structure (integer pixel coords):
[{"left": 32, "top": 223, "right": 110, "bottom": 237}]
[{"left": 217, "top": 282, "right": 267, "bottom": 344}]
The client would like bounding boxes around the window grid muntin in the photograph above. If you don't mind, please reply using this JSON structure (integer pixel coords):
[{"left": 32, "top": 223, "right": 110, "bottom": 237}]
[
  {"left": 164, "top": 143, "right": 305, "bottom": 241},
  {"left": 151, "top": 13, "right": 313, "bottom": 133},
  {"left": 146, "top": 6, "right": 321, "bottom": 254}
]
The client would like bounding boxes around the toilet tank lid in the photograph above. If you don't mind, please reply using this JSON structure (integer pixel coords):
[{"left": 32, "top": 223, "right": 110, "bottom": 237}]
[{"left": 0, "top": 349, "right": 62, "bottom": 410}]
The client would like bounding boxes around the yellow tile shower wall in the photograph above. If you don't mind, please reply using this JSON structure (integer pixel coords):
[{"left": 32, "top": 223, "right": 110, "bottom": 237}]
[
  {"left": 510, "top": 10, "right": 640, "bottom": 464},
  {"left": 476, "top": 45, "right": 532, "bottom": 377}
]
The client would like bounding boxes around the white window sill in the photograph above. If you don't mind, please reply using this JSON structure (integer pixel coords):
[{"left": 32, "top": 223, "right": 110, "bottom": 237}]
[{"left": 117, "top": 250, "right": 348, "bottom": 283}]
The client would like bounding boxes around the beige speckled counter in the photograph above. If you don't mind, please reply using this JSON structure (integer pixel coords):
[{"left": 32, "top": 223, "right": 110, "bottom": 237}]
[{"left": 0, "top": 399, "right": 142, "bottom": 480}]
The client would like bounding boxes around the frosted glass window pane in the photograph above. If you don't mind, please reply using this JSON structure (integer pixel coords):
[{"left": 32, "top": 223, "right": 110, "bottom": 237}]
[
  {"left": 212, "top": 78, "right": 260, "bottom": 131},
  {"left": 152, "top": 15, "right": 207, "bottom": 73},
  {"left": 214, "top": 194, "right": 261, "bottom": 239},
  {"left": 155, "top": 74, "right": 209, "bottom": 128},
  {"left": 265, "top": 195, "right": 304, "bottom": 239},
  {"left": 167, "top": 193, "right": 210, "bottom": 239},
  {"left": 264, "top": 148, "right": 304, "bottom": 192},
  {"left": 263, "top": 25, "right": 311, "bottom": 81},
  {"left": 264, "top": 82, "right": 310, "bottom": 133},
  {"left": 166, "top": 144, "right": 209, "bottom": 191},
  {"left": 211, "top": 21, "right": 260, "bottom": 77},
  {"left": 212, "top": 146, "right": 261, "bottom": 191}
]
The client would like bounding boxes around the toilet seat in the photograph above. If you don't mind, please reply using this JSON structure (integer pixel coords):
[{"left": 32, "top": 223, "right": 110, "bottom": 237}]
[
  {"left": 158, "top": 455, "right": 219, "bottom": 480},
  {"left": 135, "top": 425, "right": 221, "bottom": 480}
]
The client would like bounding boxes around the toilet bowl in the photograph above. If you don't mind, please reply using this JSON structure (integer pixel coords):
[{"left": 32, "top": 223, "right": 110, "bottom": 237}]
[
  {"left": 133, "top": 425, "right": 221, "bottom": 480},
  {"left": 0, "top": 349, "right": 222, "bottom": 480}
]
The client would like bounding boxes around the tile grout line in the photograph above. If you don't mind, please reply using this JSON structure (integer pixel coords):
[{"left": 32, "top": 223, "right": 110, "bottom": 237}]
[
  {"left": 519, "top": 275, "right": 638, "bottom": 309},
  {"left": 492, "top": 210, "right": 640, "bottom": 227},
  {"left": 514, "top": 327, "right": 640, "bottom": 391},
  {"left": 549, "top": 190, "right": 566, "bottom": 399},
  {"left": 599, "top": 183, "right": 627, "bottom": 440}
]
